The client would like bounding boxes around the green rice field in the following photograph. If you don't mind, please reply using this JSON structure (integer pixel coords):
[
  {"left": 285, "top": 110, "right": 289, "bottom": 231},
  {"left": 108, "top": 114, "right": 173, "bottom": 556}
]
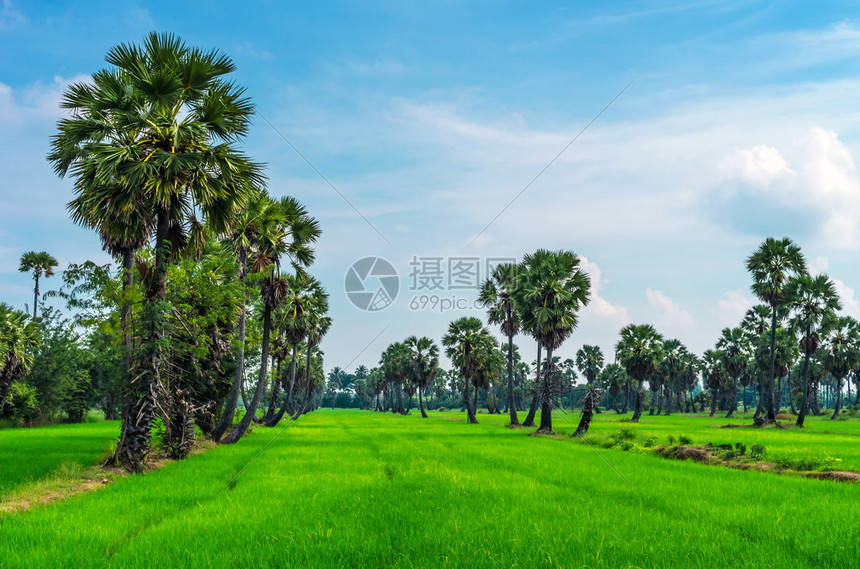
[{"left": 1, "top": 410, "right": 859, "bottom": 568}]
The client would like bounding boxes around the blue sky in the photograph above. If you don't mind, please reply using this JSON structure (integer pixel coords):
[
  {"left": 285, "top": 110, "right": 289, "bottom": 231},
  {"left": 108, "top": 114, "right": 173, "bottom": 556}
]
[{"left": 3, "top": 0, "right": 860, "bottom": 372}]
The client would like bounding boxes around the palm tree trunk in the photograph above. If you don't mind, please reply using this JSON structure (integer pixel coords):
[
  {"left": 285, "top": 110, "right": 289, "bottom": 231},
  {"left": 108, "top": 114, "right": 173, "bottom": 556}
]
[
  {"left": 268, "top": 345, "right": 299, "bottom": 426},
  {"left": 631, "top": 376, "right": 644, "bottom": 422},
  {"left": 831, "top": 377, "right": 843, "bottom": 420},
  {"left": 537, "top": 345, "right": 554, "bottom": 433},
  {"left": 109, "top": 206, "right": 170, "bottom": 471},
  {"left": 742, "top": 385, "right": 747, "bottom": 413},
  {"left": 796, "top": 343, "right": 812, "bottom": 427},
  {"left": 766, "top": 308, "right": 778, "bottom": 421},
  {"left": 263, "top": 355, "right": 282, "bottom": 423},
  {"left": 473, "top": 385, "right": 479, "bottom": 416},
  {"left": 32, "top": 273, "right": 39, "bottom": 319},
  {"left": 622, "top": 375, "right": 631, "bottom": 414},
  {"left": 211, "top": 248, "right": 248, "bottom": 442},
  {"left": 396, "top": 380, "right": 405, "bottom": 414},
  {"left": 523, "top": 344, "right": 541, "bottom": 427},
  {"left": 222, "top": 302, "right": 272, "bottom": 444},
  {"left": 506, "top": 316, "right": 519, "bottom": 426},
  {"left": 419, "top": 386, "right": 428, "bottom": 418}
]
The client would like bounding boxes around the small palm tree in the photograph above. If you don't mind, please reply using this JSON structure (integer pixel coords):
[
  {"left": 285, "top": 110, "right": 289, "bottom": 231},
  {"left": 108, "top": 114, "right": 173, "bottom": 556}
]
[
  {"left": 716, "top": 328, "right": 749, "bottom": 418},
  {"left": 513, "top": 249, "right": 590, "bottom": 434},
  {"left": 18, "top": 251, "right": 58, "bottom": 319},
  {"left": 381, "top": 342, "right": 411, "bottom": 415},
  {"left": 575, "top": 344, "right": 605, "bottom": 418},
  {"left": 478, "top": 262, "right": 521, "bottom": 426},
  {"left": 615, "top": 324, "right": 664, "bottom": 422},
  {"left": 746, "top": 237, "right": 806, "bottom": 422},
  {"left": 785, "top": 273, "right": 840, "bottom": 427},
  {"left": 821, "top": 316, "right": 860, "bottom": 420},
  {"left": 0, "top": 303, "right": 42, "bottom": 407},
  {"left": 405, "top": 336, "right": 440, "bottom": 418},
  {"left": 442, "top": 317, "right": 497, "bottom": 424}
]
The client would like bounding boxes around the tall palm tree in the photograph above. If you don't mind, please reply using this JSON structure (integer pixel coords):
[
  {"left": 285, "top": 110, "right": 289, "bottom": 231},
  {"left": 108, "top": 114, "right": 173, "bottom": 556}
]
[
  {"left": 821, "top": 316, "right": 860, "bottom": 420},
  {"left": 702, "top": 349, "right": 725, "bottom": 416},
  {"left": 266, "top": 274, "right": 328, "bottom": 425},
  {"left": 442, "top": 317, "right": 497, "bottom": 424},
  {"left": 576, "top": 345, "right": 604, "bottom": 413},
  {"left": 784, "top": 273, "right": 840, "bottom": 427},
  {"left": 599, "top": 363, "right": 627, "bottom": 413},
  {"left": 615, "top": 324, "right": 664, "bottom": 422},
  {"left": 49, "top": 33, "right": 264, "bottom": 470},
  {"left": 741, "top": 304, "right": 772, "bottom": 417},
  {"left": 513, "top": 249, "right": 590, "bottom": 434},
  {"left": 478, "top": 262, "right": 521, "bottom": 426},
  {"left": 18, "top": 251, "right": 58, "bottom": 319},
  {"left": 746, "top": 237, "right": 806, "bottom": 422},
  {"left": 0, "top": 304, "right": 42, "bottom": 407},
  {"left": 294, "top": 314, "right": 331, "bottom": 418},
  {"left": 211, "top": 190, "right": 283, "bottom": 441},
  {"left": 716, "top": 327, "right": 749, "bottom": 418},
  {"left": 405, "top": 336, "right": 440, "bottom": 418}
]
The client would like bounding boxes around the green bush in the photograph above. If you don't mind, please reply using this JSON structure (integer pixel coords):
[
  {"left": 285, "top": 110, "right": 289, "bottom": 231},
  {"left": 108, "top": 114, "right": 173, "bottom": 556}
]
[
  {"left": 750, "top": 444, "right": 765, "bottom": 457},
  {"left": 679, "top": 434, "right": 693, "bottom": 445},
  {"left": 2, "top": 382, "right": 40, "bottom": 426},
  {"left": 770, "top": 453, "right": 836, "bottom": 472}
]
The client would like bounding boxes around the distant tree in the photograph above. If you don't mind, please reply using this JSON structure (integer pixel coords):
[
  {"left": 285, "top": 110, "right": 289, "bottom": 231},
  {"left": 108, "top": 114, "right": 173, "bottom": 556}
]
[
  {"left": 18, "top": 251, "right": 58, "bottom": 319},
  {"left": 716, "top": 328, "right": 749, "bottom": 418},
  {"left": 821, "top": 316, "right": 860, "bottom": 420}
]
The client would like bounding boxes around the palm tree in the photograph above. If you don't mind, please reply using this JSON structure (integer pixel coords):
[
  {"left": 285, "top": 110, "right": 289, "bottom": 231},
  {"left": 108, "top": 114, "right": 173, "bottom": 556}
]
[
  {"left": 575, "top": 345, "right": 604, "bottom": 416},
  {"left": 295, "top": 315, "right": 331, "bottom": 418},
  {"left": 404, "top": 336, "right": 440, "bottom": 418},
  {"left": 702, "top": 349, "right": 725, "bottom": 416},
  {"left": 211, "top": 190, "right": 283, "bottom": 441},
  {"left": 784, "top": 273, "right": 840, "bottom": 427},
  {"left": 266, "top": 274, "right": 328, "bottom": 425},
  {"left": 657, "top": 339, "right": 687, "bottom": 416},
  {"left": 18, "top": 251, "right": 58, "bottom": 319},
  {"left": 442, "top": 317, "right": 497, "bottom": 424},
  {"left": 741, "top": 304, "right": 772, "bottom": 417},
  {"left": 599, "top": 363, "right": 627, "bottom": 413},
  {"left": 0, "top": 304, "right": 42, "bottom": 407},
  {"left": 478, "top": 262, "right": 521, "bottom": 426},
  {"left": 575, "top": 345, "right": 604, "bottom": 388},
  {"left": 512, "top": 250, "right": 590, "bottom": 434},
  {"left": 746, "top": 237, "right": 806, "bottom": 422},
  {"left": 821, "top": 316, "right": 860, "bottom": 420},
  {"left": 381, "top": 342, "right": 411, "bottom": 415},
  {"left": 716, "top": 328, "right": 749, "bottom": 418},
  {"left": 615, "top": 324, "right": 664, "bottom": 422},
  {"left": 49, "top": 33, "right": 264, "bottom": 470}
]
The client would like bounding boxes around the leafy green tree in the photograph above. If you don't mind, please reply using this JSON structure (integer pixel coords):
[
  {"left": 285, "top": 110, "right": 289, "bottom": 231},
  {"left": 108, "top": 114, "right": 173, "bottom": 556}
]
[
  {"left": 615, "top": 324, "right": 664, "bottom": 422},
  {"left": 785, "top": 273, "right": 840, "bottom": 427},
  {"left": 18, "top": 251, "right": 58, "bottom": 319},
  {"left": 513, "top": 249, "right": 590, "bottom": 434},
  {"left": 746, "top": 237, "right": 806, "bottom": 422},
  {"left": 478, "top": 262, "right": 521, "bottom": 426}
]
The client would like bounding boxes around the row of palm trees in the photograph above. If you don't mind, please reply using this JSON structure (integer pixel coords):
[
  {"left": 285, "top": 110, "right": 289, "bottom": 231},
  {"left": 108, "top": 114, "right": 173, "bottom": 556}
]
[
  {"left": 45, "top": 32, "right": 329, "bottom": 470},
  {"left": 369, "top": 238, "right": 859, "bottom": 434}
]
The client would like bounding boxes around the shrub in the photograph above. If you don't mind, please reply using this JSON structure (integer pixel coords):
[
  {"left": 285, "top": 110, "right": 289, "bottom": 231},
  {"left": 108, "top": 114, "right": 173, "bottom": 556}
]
[
  {"left": 770, "top": 453, "right": 836, "bottom": 472},
  {"left": 750, "top": 444, "right": 765, "bottom": 457},
  {"left": 2, "top": 382, "right": 40, "bottom": 426},
  {"left": 735, "top": 442, "right": 747, "bottom": 455},
  {"left": 437, "top": 407, "right": 447, "bottom": 412},
  {"left": 679, "top": 434, "right": 693, "bottom": 445},
  {"left": 616, "top": 426, "right": 637, "bottom": 441},
  {"left": 667, "top": 435, "right": 675, "bottom": 444}
]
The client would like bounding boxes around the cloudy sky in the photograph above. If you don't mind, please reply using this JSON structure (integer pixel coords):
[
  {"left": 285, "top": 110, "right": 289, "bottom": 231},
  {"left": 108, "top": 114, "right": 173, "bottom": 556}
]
[{"left": 3, "top": 0, "right": 860, "bottom": 372}]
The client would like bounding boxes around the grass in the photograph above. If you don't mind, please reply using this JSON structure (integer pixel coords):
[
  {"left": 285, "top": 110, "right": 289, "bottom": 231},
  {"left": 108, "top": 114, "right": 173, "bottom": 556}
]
[
  {"left": 0, "top": 419, "right": 120, "bottom": 497},
  {"left": 1, "top": 409, "right": 859, "bottom": 567}
]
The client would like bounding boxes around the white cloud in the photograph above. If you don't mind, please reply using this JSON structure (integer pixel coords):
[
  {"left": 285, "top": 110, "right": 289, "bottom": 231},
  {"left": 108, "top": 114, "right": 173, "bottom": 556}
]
[
  {"left": 722, "top": 144, "right": 795, "bottom": 186},
  {"left": 712, "top": 289, "right": 753, "bottom": 328},
  {"left": 833, "top": 277, "right": 860, "bottom": 319},
  {"left": 0, "top": 75, "right": 91, "bottom": 127},
  {"left": 808, "top": 255, "right": 829, "bottom": 274},
  {"left": 646, "top": 288, "right": 696, "bottom": 337},
  {"left": 579, "top": 255, "right": 630, "bottom": 331},
  {"left": 715, "top": 127, "right": 860, "bottom": 249}
]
